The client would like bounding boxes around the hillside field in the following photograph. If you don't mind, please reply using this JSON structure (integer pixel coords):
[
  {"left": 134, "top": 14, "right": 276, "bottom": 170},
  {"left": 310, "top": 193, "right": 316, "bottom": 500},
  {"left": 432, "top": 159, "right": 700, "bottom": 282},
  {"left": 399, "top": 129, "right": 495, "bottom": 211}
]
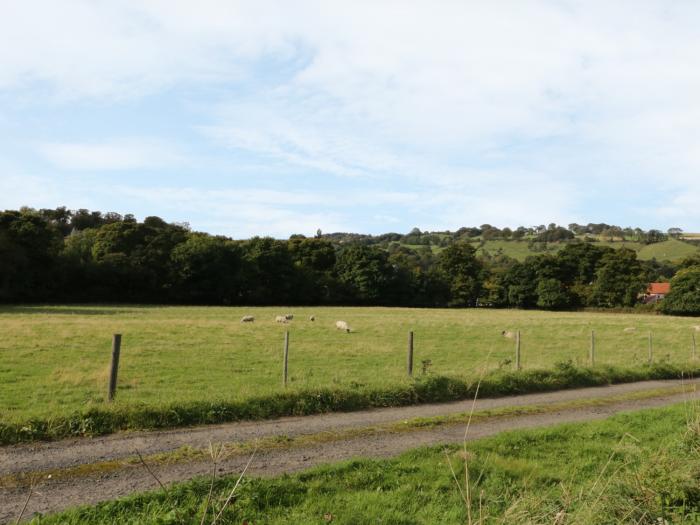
[
  {"left": 397, "top": 238, "right": 700, "bottom": 262},
  {"left": 2, "top": 306, "right": 699, "bottom": 427}
]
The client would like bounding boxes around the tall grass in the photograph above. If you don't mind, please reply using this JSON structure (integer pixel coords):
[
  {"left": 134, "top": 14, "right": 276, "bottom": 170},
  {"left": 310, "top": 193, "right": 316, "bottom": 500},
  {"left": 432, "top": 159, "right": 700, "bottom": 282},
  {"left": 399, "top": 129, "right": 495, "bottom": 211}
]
[{"left": 446, "top": 374, "right": 700, "bottom": 524}]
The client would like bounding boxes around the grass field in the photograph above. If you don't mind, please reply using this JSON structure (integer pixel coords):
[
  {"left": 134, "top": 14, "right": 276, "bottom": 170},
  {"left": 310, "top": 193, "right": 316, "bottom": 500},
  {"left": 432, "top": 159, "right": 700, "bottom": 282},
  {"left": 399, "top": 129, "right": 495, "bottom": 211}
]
[
  {"left": 398, "top": 238, "right": 700, "bottom": 262},
  {"left": 34, "top": 401, "right": 700, "bottom": 524},
  {"left": 475, "top": 240, "right": 563, "bottom": 259},
  {"left": 637, "top": 238, "right": 700, "bottom": 261},
  {"left": 2, "top": 305, "right": 700, "bottom": 441},
  {"left": 482, "top": 238, "right": 698, "bottom": 262}
]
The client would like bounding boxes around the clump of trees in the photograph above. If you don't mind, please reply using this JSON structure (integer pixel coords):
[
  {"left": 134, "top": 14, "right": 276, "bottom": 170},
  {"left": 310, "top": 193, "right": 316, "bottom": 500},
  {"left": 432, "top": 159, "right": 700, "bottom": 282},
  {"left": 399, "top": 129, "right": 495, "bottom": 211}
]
[
  {"left": 660, "top": 255, "right": 700, "bottom": 316},
  {"left": 0, "top": 207, "right": 693, "bottom": 313}
]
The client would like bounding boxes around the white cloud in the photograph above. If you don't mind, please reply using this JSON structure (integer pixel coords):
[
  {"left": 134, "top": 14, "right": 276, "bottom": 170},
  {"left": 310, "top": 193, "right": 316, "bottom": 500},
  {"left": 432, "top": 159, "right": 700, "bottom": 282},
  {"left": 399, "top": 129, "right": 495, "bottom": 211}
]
[
  {"left": 0, "top": 174, "right": 67, "bottom": 209},
  {"left": 2, "top": 1, "right": 700, "bottom": 230},
  {"left": 38, "top": 139, "right": 183, "bottom": 171}
]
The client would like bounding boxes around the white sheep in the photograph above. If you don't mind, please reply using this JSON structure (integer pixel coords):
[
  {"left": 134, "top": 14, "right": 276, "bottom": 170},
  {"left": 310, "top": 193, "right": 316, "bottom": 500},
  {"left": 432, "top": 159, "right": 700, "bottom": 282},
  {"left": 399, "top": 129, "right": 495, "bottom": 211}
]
[
  {"left": 275, "top": 315, "right": 288, "bottom": 323},
  {"left": 623, "top": 327, "right": 636, "bottom": 333},
  {"left": 285, "top": 314, "right": 294, "bottom": 321},
  {"left": 501, "top": 330, "right": 515, "bottom": 339},
  {"left": 240, "top": 315, "right": 255, "bottom": 323},
  {"left": 335, "top": 320, "right": 351, "bottom": 333},
  {"left": 693, "top": 325, "right": 700, "bottom": 332},
  {"left": 309, "top": 315, "right": 315, "bottom": 321}
]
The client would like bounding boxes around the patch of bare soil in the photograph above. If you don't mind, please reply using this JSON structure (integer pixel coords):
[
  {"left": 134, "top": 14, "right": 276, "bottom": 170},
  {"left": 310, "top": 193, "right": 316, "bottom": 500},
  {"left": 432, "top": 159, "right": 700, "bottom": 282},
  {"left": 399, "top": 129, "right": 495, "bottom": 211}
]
[{"left": 2, "top": 378, "right": 699, "bottom": 523}]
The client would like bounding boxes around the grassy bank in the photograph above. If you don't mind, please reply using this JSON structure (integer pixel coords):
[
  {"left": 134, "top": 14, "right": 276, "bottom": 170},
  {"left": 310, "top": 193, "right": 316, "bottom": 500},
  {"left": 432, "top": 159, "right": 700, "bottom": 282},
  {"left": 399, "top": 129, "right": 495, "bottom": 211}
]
[
  {"left": 30, "top": 401, "right": 700, "bottom": 524},
  {"left": 2, "top": 360, "right": 699, "bottom": 445}
]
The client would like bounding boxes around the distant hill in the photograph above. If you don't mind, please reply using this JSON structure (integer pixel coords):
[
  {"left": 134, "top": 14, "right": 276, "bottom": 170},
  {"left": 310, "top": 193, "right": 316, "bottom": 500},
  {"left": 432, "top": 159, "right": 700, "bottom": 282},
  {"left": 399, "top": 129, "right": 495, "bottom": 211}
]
[
  {"left": 383, "top": 236, "right": 700, "bottom": 262},
  {"left": 637, "top": 238, "right": 700, "bottom": 261}
]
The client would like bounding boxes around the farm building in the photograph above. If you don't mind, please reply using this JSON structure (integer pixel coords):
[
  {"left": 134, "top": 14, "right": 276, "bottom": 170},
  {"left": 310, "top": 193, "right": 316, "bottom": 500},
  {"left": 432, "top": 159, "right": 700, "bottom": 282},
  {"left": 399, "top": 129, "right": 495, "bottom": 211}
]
[{"left": 641, "top": 282, "right": 671, "bottom": 304}]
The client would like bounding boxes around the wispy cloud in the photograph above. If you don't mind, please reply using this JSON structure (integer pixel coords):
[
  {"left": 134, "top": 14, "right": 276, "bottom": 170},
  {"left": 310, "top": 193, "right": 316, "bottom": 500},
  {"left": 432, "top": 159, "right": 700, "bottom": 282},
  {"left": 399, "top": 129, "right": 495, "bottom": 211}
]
[
  {"left": 38, "top": 139, "right": 183, "bottom": 171},
  {"left": 2, "top": 1, "right": 700, "bottom": 233}
]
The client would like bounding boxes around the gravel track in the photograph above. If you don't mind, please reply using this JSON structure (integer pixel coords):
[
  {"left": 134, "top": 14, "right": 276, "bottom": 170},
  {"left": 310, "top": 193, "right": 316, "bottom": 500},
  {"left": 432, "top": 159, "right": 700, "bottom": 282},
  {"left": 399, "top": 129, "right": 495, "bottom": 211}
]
[{"left": 2, "top": 378, "right": 699, "bottom": 523}]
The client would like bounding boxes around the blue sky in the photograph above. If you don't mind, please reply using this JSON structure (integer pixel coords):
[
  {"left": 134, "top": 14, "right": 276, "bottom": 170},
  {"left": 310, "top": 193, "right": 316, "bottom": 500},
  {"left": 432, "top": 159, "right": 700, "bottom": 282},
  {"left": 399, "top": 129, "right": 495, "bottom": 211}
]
[{"left": 1, "top": 1, "right": 699, "bottom": 238}]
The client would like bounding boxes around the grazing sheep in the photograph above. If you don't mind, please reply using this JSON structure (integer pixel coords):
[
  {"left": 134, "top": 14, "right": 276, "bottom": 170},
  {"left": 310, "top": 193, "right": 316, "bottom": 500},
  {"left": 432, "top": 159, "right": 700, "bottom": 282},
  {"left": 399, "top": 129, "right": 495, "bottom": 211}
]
[
  {"left": 284, "top": 314, "right": 294, "bottom": 321},
  {"left": 693, "top": 325, "right": 700, "bottom": 332},
  {"left": 275, "top": 315, "right": 288, "bottom": 323},
  {"left": 240, "top": 315, "right": 255, "bottom": 323},
  {"left": 501, "top": 330, "right": 515, "bottom": 339},
  {"left": 309, "top": 315, "right": 315, "bottom": 321},
  {"left": 335, "top": 320, "right": 351, "bottom": 333},
  {"left": 623, "top": 327, "right": 636, "bottom": 333}
]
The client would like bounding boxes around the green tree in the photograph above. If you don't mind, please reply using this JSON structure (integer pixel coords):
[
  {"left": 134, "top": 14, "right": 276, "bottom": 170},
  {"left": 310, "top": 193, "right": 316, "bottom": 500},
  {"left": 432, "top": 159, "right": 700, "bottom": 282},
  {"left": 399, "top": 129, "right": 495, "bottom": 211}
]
[
  {"left": 241, "top": 237, "right": 296, "bottom": 304},
  {"left": 288, "top": 237, "right": 337, "bottom": 304},
  {"left": 660, "top": 266, "right": 700, "bottom": 315},
  {"left": 335, "top": 245, "right": 398, "bottom": 304},
  {"left": 536, "top": 278, "right": 572, "bottom": 309},
  {"left": 438, "top": 242, "right": 483, "bottom": 306},
  {"left": 170, "top": 233, "right": 243, "bottom": 304},
  {"left": 501, "top": 259, "right": 538, "bottom": 307},
  {"left": 590, "top": 248, "right": 645, "bottom": 307},
  {"left": 0, "top": 210, "right": 62, "bottom": 301}
]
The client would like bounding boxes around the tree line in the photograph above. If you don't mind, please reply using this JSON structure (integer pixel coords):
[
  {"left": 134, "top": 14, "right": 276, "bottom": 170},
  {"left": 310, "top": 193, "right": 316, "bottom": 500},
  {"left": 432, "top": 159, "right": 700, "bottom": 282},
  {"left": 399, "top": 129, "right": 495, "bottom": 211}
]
[{"left": 1, "top": 207, "right": 697, "bottom": 314}]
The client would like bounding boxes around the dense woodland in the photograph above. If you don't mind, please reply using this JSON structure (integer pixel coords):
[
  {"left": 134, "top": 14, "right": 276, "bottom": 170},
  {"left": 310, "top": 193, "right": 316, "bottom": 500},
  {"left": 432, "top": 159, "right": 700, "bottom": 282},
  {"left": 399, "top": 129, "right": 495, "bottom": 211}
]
[{"left": 1, "top": 207, "right": 699, "bottom": 314}]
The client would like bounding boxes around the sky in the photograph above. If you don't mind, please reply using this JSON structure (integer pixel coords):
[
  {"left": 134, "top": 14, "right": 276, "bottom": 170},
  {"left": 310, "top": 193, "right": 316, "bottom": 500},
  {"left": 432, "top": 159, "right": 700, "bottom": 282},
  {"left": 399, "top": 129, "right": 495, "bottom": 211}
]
[{"left": 1, "top": 1, "right": 699, "bottom": 238}]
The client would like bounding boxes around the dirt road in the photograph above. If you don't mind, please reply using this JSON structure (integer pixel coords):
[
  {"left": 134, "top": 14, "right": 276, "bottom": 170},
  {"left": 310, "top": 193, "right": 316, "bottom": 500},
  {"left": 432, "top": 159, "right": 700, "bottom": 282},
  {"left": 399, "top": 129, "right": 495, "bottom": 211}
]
[{"left": 2, "top": 378, "right": 699, "bottom": 523}]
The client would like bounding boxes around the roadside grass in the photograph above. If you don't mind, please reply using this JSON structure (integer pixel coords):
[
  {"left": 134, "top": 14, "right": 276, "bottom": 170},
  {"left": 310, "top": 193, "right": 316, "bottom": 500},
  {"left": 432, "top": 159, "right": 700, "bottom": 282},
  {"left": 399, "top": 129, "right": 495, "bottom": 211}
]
[
  {"left": 29, "top": 401, "right": 700, "bottom": 524},
  {"left": 2, "top": 306, "right": 700, "bottom": 444}
]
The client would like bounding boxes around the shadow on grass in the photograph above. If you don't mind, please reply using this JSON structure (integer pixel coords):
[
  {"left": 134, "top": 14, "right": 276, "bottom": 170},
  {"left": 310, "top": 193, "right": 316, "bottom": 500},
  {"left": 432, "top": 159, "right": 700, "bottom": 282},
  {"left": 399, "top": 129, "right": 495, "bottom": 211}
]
[{"left": 0, "top": 305, "right": 144, "bottom": 316}]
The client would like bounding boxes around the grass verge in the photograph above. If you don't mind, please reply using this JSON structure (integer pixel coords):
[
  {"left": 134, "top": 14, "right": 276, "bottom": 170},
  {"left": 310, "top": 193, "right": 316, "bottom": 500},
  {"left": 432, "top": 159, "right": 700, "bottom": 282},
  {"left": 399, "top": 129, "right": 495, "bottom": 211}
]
[{"left": 2, "top": 362, "right": 699, "bottom": 445}]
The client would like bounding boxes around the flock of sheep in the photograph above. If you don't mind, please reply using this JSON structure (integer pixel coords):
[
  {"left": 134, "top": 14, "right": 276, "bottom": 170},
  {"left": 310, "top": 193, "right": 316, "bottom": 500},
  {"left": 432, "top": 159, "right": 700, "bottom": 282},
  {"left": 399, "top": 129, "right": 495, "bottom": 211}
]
[{"left": 240, "top": 314, "right": 351, "bottom": 332}]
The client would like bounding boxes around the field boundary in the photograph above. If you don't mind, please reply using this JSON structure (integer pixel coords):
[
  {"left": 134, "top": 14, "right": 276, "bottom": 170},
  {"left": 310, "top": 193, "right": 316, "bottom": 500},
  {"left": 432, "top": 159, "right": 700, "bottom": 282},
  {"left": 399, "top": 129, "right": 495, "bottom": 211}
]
[{"left": 2, "top": 362, "right": 699, "bottom": 445}]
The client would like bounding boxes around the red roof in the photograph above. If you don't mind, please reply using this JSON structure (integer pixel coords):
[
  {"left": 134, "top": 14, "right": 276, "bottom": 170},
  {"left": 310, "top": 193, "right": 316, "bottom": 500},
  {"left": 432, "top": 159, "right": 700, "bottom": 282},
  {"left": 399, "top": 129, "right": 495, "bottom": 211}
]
[{"left": 647, "top": 282, "right": 671, "bottom": 295}]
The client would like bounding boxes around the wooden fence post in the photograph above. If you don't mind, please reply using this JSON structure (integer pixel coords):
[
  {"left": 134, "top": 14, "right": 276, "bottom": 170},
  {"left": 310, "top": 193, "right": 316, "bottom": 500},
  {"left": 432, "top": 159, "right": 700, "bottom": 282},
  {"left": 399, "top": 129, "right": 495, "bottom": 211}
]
[
  {"left": 648, "top": 332, "right": 653, "bottom": 364},
  {"left": 515, "top": 330, "right": 521, "bottom": 371},
  {"left": 590, "top": 330, "right": 595, "bottom": 366},
  {"left": 407, "top": 331, "right": 414, "bottom": 377},
  {"left": 283, "top": 330, "right": 289, "bottom": 387},
  {"left": 108, "top": 334, "right": 121, "bottom": 401}
]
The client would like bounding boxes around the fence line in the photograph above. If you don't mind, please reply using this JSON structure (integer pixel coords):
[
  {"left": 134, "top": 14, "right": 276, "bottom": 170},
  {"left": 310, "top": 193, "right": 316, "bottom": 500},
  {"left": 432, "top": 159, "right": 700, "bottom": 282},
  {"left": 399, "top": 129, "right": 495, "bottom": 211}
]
[{"left": 101, "top": 326, "right": 700, "bottom": 402}]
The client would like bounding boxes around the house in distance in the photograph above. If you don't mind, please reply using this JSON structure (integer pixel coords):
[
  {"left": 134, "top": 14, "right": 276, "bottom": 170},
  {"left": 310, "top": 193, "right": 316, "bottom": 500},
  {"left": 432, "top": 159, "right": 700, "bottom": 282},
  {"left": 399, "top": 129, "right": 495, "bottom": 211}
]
[{"left": 642, "top": 282, "right": 671, "bottom": 304}]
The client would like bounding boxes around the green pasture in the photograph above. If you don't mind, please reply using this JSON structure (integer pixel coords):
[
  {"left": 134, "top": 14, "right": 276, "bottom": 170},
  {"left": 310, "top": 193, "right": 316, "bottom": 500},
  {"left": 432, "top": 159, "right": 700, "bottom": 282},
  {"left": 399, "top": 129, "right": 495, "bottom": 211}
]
[
  {"left": 473, "top": 238, "right": 697, "bottom": 262},
  {"left": 637, "top": 238, "right": 700, "bottom": 261},
  {"left": 1, "top": 306, "right": 699, "bottom": 425}
]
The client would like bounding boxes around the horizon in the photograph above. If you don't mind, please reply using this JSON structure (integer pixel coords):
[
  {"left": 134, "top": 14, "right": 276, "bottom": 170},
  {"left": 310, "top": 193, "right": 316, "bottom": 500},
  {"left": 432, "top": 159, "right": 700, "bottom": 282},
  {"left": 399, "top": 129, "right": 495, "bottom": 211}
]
[
  {"left": 7, "top": 205, "right": 694, "bottom": 240},
  {"left": 2, "top": 2, "right": 700, "bottom": 237}
]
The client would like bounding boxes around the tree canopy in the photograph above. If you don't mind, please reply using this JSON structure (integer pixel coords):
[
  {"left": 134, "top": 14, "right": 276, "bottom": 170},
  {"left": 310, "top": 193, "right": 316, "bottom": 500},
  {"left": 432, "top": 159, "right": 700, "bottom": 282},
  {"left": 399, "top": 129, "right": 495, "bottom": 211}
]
[{"left": 0, "top": 207, "right": 691, "bottom": 313}]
